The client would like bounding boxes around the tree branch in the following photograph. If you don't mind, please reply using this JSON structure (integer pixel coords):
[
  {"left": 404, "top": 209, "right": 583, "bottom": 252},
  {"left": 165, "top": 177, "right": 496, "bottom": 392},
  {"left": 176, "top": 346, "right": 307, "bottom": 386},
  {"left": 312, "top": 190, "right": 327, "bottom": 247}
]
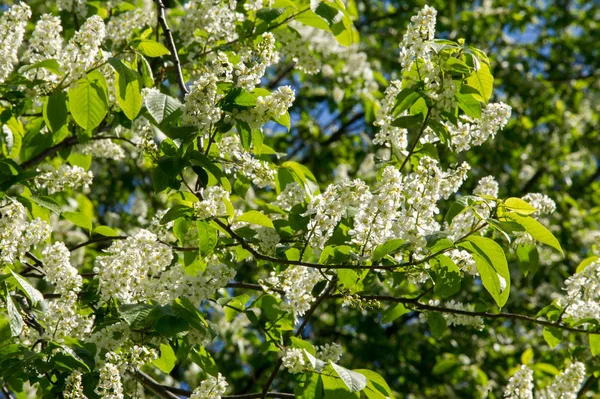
[
  {"left": 154, "top": 0, "right": 189, "bottom": 96},
  {"left": 398, "top": 108, "right": 432, "bottom": 172}
]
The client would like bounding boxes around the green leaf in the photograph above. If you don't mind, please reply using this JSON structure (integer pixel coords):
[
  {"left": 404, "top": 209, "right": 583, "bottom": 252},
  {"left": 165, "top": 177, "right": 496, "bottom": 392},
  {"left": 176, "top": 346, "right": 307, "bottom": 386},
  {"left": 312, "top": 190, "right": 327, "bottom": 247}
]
[
  {"left": 138, "top": 55, "right": 155, "bottom": 88},
  {"left": 590, "top": 335, "right": 600, "bottom": 357},
  {"left": 543, "top": 327, "right": 561, "bottom": 349},
  {"left": 135, "top": 39, "right": 171, "bottom": 57},
  {"left": 576, "top": 256, "right": 599, "bottom": 273},
  {"left": 236, "top": 210, "right": 274, "bottom": 228},
  {"left": 108, "top": 58, "right": 143, "bottom": 120},
  {"left": 155, "top": 315, "right": 189, "bottom": 337},
  {"left": 392, "top": 88, "right": 420, "bottom": 118},
  {"left": 9, "top": 270, "right": 43, "bottom": 305},
  {"left": 427, "top": 312, "right": 446, "bottom": 339},
  {"left": 62, "top": 211, "right": 92, "bottom": 234},
  {"left": 295, "top": 372, "right": 323, "bottom": 399},
  {"left": 2, "top": 283, "right": 23, "bottom": 337},
  {"left": 372, "top": 239, "right": 404, "bottom": 261},
  {"left": 160, "top": 204, "right": 194, "bottom": 224},
  {"left": 466, "top": 62, "right": 494, "bottom": 103},
  {"left": 119, "top": 303, "right": 154, "bottom": 327},
  {"left": 391, "top": 114, "right": 424, "bottom": 129},
  {"left": 29, "top": 195, "right": 61, "bottom": 215},
  {"left": 432, "top": 255, "right": 461, "bottom": 298},
  {"left": 506, "top": 213, "right": 563, "bottom": 255},
  {"left": 381, "top": 303, "right": 409, "bottom": 324},
  {"left": 503, "top": 197, "right": 537, "bottom": 215},
  {"left": 20, "top": 59, "right": 62, "bottom": 75},
  {"left": 153, "top": 343, "right": 177, "bottom": 373},
  {"left": 197, "top": 221, "right": 217, "bottom": 257},
  {"left": 446, "top": 58, "right": 472, "bottom": 74},
  {"left": 516, "top": 245, "right": 540, "bottom": 277},
  {"left": 456, "top": 89, "right": 482, "bottom": 119},
  {"left": 354, "top": 370, "right": 394, "bottom": 399},
  {"left": 330, "top": 361, "right": 368, "bottom": 393},
  {"left": 144, "top": 89, "right": 182, "bottom": 124},
  {"left": 43, "top": 91, "right": 68, "bottom": 133},
  {"left": 92, "top": 226, "right": 119, "bottom": 237},
  {"left": 459, "top": 236, "right": 510, "bottom": 307},
  {"left": 68, "top": 71, "right": 109, "bottom": 131}
]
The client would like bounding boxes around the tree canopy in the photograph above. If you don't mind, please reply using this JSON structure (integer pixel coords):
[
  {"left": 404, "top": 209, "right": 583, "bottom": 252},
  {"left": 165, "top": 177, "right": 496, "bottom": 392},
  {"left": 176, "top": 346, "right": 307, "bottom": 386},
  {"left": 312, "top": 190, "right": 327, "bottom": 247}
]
[{"left": 0, "top": 0, "right": 599, "bottom": 398}]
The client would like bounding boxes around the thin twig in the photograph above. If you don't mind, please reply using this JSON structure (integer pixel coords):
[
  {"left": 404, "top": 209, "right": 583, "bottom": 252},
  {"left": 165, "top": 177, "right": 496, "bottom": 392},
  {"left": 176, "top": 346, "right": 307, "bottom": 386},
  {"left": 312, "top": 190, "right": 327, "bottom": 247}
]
[
  {"left": 398, "top": 108, "right": 432, "bottom": 172},
  {"left": 133, "top": 370, "right": 180, "bottom": 399},
  {"left": 154, "top": 0, "right": 189, "bottom": 96}
]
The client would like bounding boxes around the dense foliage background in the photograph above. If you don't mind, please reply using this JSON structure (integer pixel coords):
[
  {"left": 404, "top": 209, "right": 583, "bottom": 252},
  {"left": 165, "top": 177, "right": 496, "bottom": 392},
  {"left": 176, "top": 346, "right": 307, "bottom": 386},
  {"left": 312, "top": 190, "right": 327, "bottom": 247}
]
[{"left": 0, "top": 0, "right": 599, "bottom": 398}]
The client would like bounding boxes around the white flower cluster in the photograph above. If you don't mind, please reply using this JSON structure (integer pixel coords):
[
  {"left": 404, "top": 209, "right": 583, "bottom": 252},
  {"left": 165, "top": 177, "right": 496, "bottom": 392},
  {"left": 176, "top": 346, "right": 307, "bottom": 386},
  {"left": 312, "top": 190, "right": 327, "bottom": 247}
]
[
  {"left": 373, "top": 80, "right": 408, "bottom": 151},
  {"left": 233, "top": 85, "right": 296, "bottom": 129},
  {"left": 24, "top": 14, "right": 63, "bottom": 83},
  {"left": 244, "top": 0, "right": 274, "bottom": 12},
  {"left": 193, "top": 186, "right": 231, "bottom": 220},
  {"left": 447, "top": 103, "right": 512, "bottom": 152},
  {"left": 263, "top": 266, "right": 322, "bottom": 321},
  {"left": 504, "top": 365, "right": 533, "bottom": 399},
  {"left": 42, "top": 242, "right": 82, "bottom": 297},
  {"left": 180, "top": 0, "right": 243, "bottom": 46},
  {"left": 449, "top": 175, "right": 499, "bottom": 241},
  {"left": 0, "top": 3, "right": 31, "bottom": 83},
  {"left": 275, "top": 27, "right": 321, "bottom": 74},
  {"left": 355, "top": 158, "right": 470, "bottom": 252},
  {"left": 446, "top": 249, "right": 478, "bottom": 276},
  {"left": 190, "top": 373, "right": 228, "bottom": 399},
  {"left": 56, "top": 0, "right": 88, "bottom": 21},
  {"left": 274, "top": 182, "right": 306, "bottom": 211},
  {"left": 317, "top": 342, "right": 343, "bottom": 363},
  {"left": 87, "top": 322, "right": 130, "bottom": 356},
  {"left": 522, "top": 193, "right": 556, "bottom": 215},
  {"left": 106, "top": 9, "right": 154, "bottom": 46},
  {"left": 80, "top": 140, "right": 126, "bottom": 161},
  {"left": 220, "top": 135, "right": 276, "bottom": 188},
  {"left": 235, "top": 33, "right": 279, "bottom": 91},
  {"left": 104, "top": 346, "right": 157, "bottom": 373},
  {"left": 94, "top": 229, "right": 173, "bottom": 303},
  {"left": 398, "top": 5, "right": 437, "bottom": 71},
  {"left": 64, "top": 371, "right": 87, "bottom": 399},
  {"left": 538, "top": 362, "right": 585, "bottom": 399},
  {"left": 183, "top": 73, "right": 223, "bottom": 135},
  {"left": 0, "top": 201, "right": 51, "bottom": 265},
  {"left": 151, "top": 255, "right": 236, "bottom": 306},
  {"left": 35, "top": 164, "right": 94, "bottom": 194},
  {"left": 41, "top": 242, "right": 92, "bottom": 341},
  {"left": 304, "top": 178, "right": 371, "bottom": 250},
  {"left": 506, "top": 362, "right": 586, "bottom": 399},
  {"left": 131, "top": 117, "right": 158, "bottom": 154},
  {"left": 281, "top": 347, "right": 307, "bottom": 373},
  {"left": 255, "top": 227, "right": 280, "bottom": 255},
  {"left": 62, "top": 15, "right": 106, "bottom": 83},
  {"left": 95, "top": 362, "right": 124, "bottom": 399},
  {"left": 560, "top": 260, "right": 600, "bottom": 321},
  {"left": 440, "top": 300, "right": 484, "bottom": 330}
]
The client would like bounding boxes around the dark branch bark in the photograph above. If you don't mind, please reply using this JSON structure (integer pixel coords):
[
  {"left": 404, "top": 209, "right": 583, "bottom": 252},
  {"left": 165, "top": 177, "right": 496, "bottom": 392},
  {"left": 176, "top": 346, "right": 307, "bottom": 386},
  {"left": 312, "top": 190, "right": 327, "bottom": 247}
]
[{"left": 154, "top": 0, "right": 189, "bottom": 96}]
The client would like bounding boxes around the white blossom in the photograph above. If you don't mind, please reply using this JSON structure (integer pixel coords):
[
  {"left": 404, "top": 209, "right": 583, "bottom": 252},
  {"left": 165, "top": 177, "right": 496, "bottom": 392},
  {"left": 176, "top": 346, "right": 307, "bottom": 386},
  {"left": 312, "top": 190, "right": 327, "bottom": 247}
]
[
  {"left": 0, "top": 201, "right": 51, "bottom": 265},
  {"left": 190, "top": 373, "right": 228, "bottom": 399},
  {"left": 274, "top": 182, "right": 306, "bottom": 211},
  {"left": 522, "top": 193, "right": 556, "bottom": 215},
  {"left": 95, "top": 362, "right": 124, "bottom": 399},
  {"left": 263, "top": 266, "right": 322, "bottom": 321},
  {"left": 193, "top": 186, "right": 231, "bottom": 220},
  {"left": 317, "top": 343, "right": 343, "bottom": 363},
  {"left": 79, "top": 140, "right": 126, "bottom": 161},
  {"left": 64, "top": 371, "right": 87, "bottom": 399},
  {"left": 62, "top": 15, "right": 106, "bottom": 84},
  {"left": 504, "top": 365, "right": 533, "bottom": 399},
  {"left": 35, "top": 164, "right": 94, "bottom": 194},
  {"left": 106, "top": 9, "right": 154, "bottom": 46},
  {"left": 220, "top": 135, "right": 276, "bottom": 188},
  {"left": 0, "top": 3, "right": 31, "bottom": 83},
  {"left": 94, "top": 229, "right": 173, "bottom": 303},
  {"left": 538, "top": 362, "right": 586, "bottom": 399},
  {"left": 281, "top": 348, "right": 307, "bottom": 373}
]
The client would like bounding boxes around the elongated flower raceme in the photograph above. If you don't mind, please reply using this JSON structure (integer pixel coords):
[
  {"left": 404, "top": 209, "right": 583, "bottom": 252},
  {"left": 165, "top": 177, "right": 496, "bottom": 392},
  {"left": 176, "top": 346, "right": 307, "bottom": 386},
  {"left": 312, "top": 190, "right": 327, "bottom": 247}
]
[{"left": 0, "top": 3, "right": 31, "bottom": 83}]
